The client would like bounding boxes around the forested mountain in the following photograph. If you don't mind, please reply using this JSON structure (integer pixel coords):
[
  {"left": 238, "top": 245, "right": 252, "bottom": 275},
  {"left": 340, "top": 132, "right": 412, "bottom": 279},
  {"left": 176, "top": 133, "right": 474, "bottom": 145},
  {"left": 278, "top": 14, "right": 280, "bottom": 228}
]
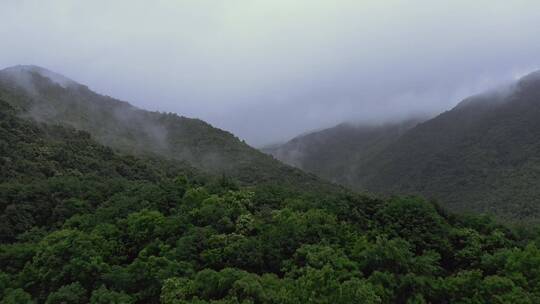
[
  {"left": 267, "top": 71, "right": 540, "bottom": 222},
  {"left": 0, "top": 65, "right": 328, "bottom": 192},
  {"left": 263, "top": 119, "right": 422, "bottom": 185},
  {"left": 3, "top": 95, "right": 540, "bottom": 303}
]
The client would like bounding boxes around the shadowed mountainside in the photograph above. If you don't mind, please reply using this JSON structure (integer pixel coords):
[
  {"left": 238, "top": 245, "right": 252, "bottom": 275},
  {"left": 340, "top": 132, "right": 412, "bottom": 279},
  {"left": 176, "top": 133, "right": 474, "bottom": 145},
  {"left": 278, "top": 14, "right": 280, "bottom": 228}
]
[{"left": 263, "top": 119, "right": 423, "bottom": 185}]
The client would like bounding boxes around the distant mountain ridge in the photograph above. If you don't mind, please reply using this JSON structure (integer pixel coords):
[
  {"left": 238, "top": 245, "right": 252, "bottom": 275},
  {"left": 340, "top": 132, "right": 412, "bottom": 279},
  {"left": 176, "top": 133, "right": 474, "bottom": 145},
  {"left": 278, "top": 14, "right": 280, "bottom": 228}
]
[
  {"left": 263, "top": 119, "right": 424, "bottom": 185},
  {"left": 267, "top": 71, "right": 540, "bottom": 221},
  {"left": 0, "top": 65, "right": 334, "bottom": 192}
]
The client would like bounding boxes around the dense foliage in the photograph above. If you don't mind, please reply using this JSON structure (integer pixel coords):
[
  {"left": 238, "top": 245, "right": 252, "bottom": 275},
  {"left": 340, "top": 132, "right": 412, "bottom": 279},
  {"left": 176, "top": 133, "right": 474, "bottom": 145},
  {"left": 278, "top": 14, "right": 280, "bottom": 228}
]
[
  {"left": 268, "top": 71, "right": 540, "bottom": 222},
  {"left": 3, "top": 99, "right": 540, "bottom": 303}
]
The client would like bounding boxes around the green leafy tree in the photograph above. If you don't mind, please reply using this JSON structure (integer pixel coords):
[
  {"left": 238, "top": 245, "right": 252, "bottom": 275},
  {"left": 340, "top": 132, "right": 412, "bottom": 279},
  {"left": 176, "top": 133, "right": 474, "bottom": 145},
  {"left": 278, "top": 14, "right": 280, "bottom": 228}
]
[
  {"left": 0, "top": 288, "right": 34, "bottom": 304},
  {"left": 89, "top": 286, "right": 134, "bottom": 304},
  {"left": 45, "top": 282, "right": 87, "bottom": 304},
  {"left": 24, "top": 229, "right": 110, "bottom": 297}
]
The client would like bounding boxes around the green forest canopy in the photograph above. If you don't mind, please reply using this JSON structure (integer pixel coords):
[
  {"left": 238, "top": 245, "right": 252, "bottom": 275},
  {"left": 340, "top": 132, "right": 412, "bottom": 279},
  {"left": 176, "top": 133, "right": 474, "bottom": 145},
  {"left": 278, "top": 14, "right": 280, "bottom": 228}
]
[{"left": 2, "top": 100, "right": 540, "bottom": 303}]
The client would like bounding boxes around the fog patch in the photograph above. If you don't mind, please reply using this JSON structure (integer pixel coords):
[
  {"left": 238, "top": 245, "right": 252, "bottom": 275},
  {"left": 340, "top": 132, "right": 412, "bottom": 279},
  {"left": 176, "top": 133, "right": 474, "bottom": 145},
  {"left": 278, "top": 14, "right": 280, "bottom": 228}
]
[
  {"left": 2, "top": 65, "right": 77, "bottom": 90},
  {"left": 0, "top": 65, "right": 38, "bottom": 95},
  {"left": 111, "top": 106, "right": 170, "bottom": 151}
]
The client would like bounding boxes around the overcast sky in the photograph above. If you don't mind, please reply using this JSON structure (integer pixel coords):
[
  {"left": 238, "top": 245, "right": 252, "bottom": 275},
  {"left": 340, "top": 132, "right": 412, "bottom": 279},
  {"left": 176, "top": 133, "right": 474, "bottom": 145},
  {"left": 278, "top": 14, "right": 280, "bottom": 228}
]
[{"left": 1, "top": 1, "right": 540, "bottom": 146}]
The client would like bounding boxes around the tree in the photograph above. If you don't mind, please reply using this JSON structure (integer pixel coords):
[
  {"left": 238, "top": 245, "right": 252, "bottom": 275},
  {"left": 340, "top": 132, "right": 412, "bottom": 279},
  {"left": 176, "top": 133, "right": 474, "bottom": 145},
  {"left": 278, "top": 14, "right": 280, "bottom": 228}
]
[
  {"left": 89, "top": 286, "right": 134, "bottom": 304},
  {"left": 0, "top": 288, "right": 34, "bottom": 304},
  {"left": 45, "top": 282, "right": 87, "bottom": 304},
  {"left": 26, "top": 229, "right": 110, "bottom": 296},
  {"left": 375, "top": 197, "right": 451, "bottom": 254}
]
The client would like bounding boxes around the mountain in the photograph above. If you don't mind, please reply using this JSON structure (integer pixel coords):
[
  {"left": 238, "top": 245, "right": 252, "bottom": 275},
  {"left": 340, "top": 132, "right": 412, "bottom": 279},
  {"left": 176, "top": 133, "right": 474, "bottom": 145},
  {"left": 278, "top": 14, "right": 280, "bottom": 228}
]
[
  {"left": 267, "top": 71, "right": 540, "bottom": 222},
  {"left": 3, "top": 95, "right": 540, "bottom": 303},
  {"left": 356, "top": 72, "right": 540, "bottom": 221},
  {"left": 0, "top": 98, "right": 201, "bottom": 241},
  {"left": 263, "top": 119, "right": 423, "bottom": 186},
  {"left": 0, "top": 65, "right": 331, "bottom": 192}
]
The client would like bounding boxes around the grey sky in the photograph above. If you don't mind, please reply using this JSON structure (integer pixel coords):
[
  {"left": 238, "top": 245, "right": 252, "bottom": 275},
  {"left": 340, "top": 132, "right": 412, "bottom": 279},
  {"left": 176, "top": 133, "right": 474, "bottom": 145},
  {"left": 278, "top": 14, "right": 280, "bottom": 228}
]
[{"left": 1, "top": 0, "right": 540, "bottom": 146}]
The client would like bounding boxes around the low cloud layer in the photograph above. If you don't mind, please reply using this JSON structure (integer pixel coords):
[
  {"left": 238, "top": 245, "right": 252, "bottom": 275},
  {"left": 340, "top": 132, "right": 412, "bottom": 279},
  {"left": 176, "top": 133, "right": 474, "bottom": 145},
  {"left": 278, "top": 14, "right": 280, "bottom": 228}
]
[{"left": 1, "top": 0, "right": 540, "bottom": 146}]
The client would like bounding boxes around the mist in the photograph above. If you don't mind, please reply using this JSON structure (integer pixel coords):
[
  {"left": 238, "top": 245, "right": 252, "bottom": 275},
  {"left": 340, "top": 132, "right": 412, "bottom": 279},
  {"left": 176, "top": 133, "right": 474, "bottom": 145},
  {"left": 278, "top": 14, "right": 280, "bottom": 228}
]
[{"left": 1, "top": 0, "right": 540, "bottom": 146}]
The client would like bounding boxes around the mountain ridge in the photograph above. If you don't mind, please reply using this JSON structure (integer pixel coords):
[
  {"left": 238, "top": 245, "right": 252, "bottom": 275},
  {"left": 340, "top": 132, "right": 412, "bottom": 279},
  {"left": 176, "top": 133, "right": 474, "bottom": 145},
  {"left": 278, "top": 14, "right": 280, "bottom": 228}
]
[
  {"left": 264, "top": 118, "right": 424, "bottom": 186},
  {"left": 0, "top": 65, "right": 337, "bottom": 193},
  {"left": 267, "top": 70, "right": 540, "bottom": 221}
]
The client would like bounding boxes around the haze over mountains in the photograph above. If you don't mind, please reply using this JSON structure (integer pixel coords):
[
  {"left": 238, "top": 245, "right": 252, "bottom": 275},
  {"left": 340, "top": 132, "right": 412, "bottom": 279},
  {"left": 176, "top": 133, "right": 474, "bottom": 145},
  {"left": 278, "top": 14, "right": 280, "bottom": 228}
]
[
  {"left": 0, "top": 65, "right": 330, "bottom": 192},
  {"left": 4, "top": 71, "right": 539, "bottom": 303},
  {"left": 267, "top": 71, "right": 540, "bottom": 221},
  {"left": 4, "top": 1, "right": 540, "bottom": 303},
  {"left": 262, "top": 119, "right": 425, "bottom": 184},
  {"left": 4, "top": 65, "right": 540, "bottom": 222},
  {"left": 4, "top": 1, "right": 540, "bottom": 147}
]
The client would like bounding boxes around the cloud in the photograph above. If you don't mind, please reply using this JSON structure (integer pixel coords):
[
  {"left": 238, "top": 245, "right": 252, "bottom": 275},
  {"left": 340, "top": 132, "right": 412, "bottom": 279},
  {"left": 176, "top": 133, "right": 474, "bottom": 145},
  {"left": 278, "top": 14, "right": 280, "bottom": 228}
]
[{"left": 1, "top": 0, "right": 540, "bottom": 146}]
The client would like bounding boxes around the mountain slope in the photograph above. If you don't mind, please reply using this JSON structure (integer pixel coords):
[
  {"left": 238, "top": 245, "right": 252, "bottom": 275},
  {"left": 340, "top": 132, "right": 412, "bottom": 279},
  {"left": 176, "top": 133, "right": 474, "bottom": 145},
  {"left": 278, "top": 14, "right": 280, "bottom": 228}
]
[
  {"left": 0, "top": 65, "right": 331, "bottom": 192},
  {"left": 263, "top": 119, "right": 422, "bottom": 185},
  {"left": 269, "top": 71, "right": 540, "bottom": 221},
  {"left": 0, "top": 98, "right": 200, "bottom": 242},
  {"left": 355, "top": 72, "right": 540, "bottom": 220}
]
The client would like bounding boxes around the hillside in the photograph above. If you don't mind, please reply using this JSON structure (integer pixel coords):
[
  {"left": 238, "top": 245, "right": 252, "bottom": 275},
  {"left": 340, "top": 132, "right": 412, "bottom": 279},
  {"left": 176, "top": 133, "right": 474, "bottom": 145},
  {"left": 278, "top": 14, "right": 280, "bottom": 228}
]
[
  {"left": 263, "top": 119, "right": 422, "bottom": 185},
  {"left": 355, "top": 72, "right": 540, "bottom": 221},
  {"left": 268, "top": 71, "right": 540, "bottom": 222},
  {"left": 2, "top": 97, "right": 540, "bottom": 303},
  {"left": 0, "top": 65, "right": 329, "bottom": 192},
  {"left": 0, "top": 99, "right": 200, "bottom": 241}
]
